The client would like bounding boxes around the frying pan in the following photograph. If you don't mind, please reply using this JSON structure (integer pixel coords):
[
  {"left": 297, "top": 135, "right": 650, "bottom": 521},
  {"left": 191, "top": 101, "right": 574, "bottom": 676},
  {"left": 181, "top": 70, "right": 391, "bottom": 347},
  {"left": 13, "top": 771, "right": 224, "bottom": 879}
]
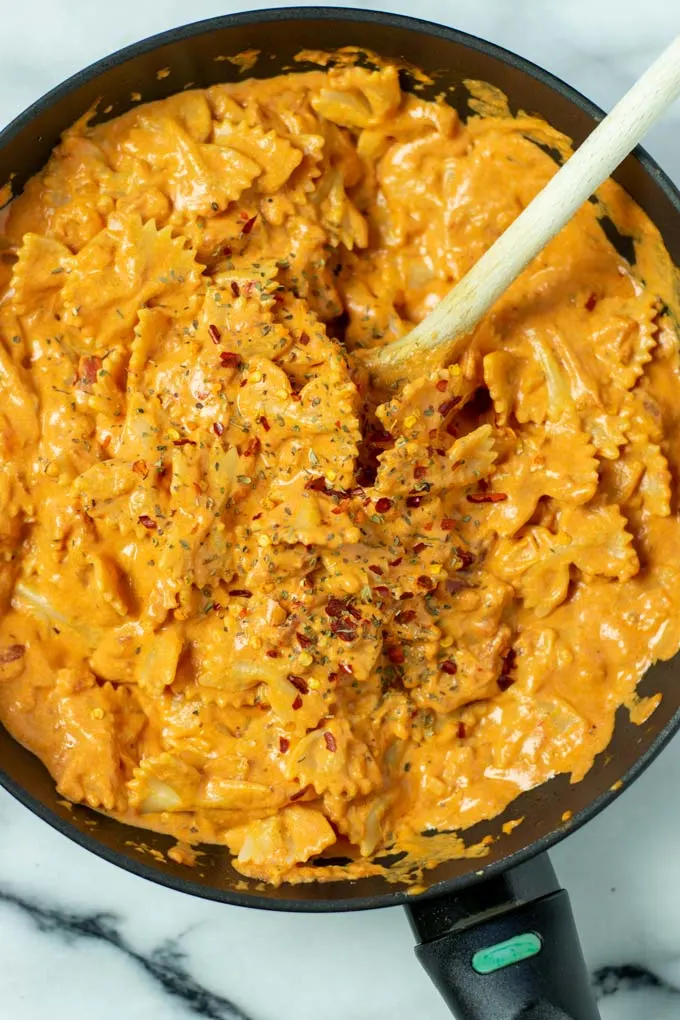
[{"left": 1, "top": 9, "right": 679, "bottom": 1019}]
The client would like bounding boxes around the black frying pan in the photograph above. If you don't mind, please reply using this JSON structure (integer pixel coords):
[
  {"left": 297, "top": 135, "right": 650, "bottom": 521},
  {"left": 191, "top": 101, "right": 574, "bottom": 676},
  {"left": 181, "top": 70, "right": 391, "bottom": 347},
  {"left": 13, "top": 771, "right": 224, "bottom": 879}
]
[{"left": 2, "top": 9, "right": 679, "bottom": 1019}]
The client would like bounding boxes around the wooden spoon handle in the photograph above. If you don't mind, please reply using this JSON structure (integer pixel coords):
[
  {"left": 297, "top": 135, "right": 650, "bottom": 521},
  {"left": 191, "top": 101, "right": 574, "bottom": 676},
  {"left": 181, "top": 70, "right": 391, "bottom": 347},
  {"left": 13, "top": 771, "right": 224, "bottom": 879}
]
[{"left": 365, "top": 33, "right": 680, "bottom": 379}]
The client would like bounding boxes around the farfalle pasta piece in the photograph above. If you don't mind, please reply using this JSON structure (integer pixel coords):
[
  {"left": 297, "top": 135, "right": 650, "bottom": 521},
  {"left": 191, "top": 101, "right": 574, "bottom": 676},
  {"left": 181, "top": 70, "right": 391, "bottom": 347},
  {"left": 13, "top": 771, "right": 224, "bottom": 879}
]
[
  {"left": 588, "top": 293, "right": 659, "bottom": 394},
  {"left": 61, "top": 215, "right": 204, "bottom": 349},
  {"left": 9, "top": 233, "right": 72, "bottom": 313},
  {"left": 376, "top": 366, "right": 476, "bottom": 441},
  {"left": 311, "top": 65, "right": 401, "bottom": 129},
  {"left": 357, "top": 93, "right": 459, "bottom": 159},
  {"left": 638, "top": 442, "right": 672, "bottom": 517},
  {"left": 224, "top": 804, "right": 336, "bottom": 883},
  {"left": 526, "top": 331, "right": 633, "bottom": 457},
  {"left": 134, "top": 623, "right": 184, "bottom": 696},
  {"left": 314, "top": 166, "right": 368, "bottom": 250},
  {"left": 213, "top": 120, "right": 303, "bottom": 193},
  {"left": 194, "top": 611, "right": 288, "bottom": 695},
  {"left": 198, "top": 775, "right": 291, "bottom": 814},
  {"left": 483, "top": 349, "right": 549, "bottom": 425},
  {"left": 372, "top": 424, "right": 496, "bottom": 501},
  {"left": 128, "top": 752, "right": 201, "bottom": 813},
  {"left": 46, "top": 668, "right": 124, "bottom": 811},
  {"left": 491, "top": 504, "right": 639, "bottom": 616},
  {"left": 599, "top": 432, "right": 672, "bottom": 518},
  {"left": 286, "top": 718, "right": 381, "bottom": 800},
  {"left": 122, "top": 112, "right": 262, "bottom": 215},
  {"left": 485, "top": 419, "right": 598, "bottom": 536}
]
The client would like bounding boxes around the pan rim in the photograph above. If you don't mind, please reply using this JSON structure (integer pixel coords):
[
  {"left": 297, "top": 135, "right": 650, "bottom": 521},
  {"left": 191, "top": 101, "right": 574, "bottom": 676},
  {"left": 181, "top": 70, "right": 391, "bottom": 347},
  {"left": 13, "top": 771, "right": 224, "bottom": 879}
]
[{"left": 1, "top": 4, "right": 679, "bottom": 913}]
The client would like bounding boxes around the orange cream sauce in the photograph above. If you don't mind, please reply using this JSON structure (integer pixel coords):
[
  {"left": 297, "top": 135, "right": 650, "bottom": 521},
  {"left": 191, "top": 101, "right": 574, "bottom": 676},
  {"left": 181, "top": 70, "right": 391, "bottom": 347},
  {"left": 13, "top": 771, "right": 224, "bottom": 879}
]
[{"left": 0, "top": 60, "right": 679, "bottom": 885}]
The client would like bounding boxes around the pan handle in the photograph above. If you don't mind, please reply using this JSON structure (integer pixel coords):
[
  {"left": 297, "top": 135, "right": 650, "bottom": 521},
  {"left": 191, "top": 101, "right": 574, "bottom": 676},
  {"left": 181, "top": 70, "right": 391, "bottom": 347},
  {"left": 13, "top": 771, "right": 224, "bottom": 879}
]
[{"left": 405, "top": 853, "right": 600, "bottom": 1020}]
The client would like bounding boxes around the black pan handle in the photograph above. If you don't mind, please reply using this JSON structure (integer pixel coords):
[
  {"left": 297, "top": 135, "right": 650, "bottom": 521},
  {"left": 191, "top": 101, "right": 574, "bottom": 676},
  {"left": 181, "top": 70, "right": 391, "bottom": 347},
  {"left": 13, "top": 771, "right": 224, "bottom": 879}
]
[{"left": 406, "top": 853, "right": 600, "bottom": 1020}]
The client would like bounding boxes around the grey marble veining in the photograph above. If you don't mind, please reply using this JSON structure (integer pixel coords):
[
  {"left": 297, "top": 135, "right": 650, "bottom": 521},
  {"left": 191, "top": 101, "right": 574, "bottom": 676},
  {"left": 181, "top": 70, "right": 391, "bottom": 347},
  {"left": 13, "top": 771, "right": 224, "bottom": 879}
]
[{"left": 0, "top": 2, "right": 679, "bottom": 1018}]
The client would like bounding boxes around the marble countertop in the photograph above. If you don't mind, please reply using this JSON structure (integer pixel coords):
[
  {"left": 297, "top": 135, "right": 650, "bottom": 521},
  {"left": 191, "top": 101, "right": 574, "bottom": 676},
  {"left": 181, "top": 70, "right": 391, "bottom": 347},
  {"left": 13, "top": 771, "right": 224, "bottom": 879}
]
[{"left": 1, "top": 1, "right": 680, "bottom": 1018}]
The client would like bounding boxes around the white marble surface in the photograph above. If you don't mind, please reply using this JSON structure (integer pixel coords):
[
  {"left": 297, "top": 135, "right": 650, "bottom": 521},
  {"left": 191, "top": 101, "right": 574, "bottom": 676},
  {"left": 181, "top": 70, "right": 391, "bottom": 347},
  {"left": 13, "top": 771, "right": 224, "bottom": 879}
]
[{"left": 1, "top": 1, "right": 680, "bottom": 1018}]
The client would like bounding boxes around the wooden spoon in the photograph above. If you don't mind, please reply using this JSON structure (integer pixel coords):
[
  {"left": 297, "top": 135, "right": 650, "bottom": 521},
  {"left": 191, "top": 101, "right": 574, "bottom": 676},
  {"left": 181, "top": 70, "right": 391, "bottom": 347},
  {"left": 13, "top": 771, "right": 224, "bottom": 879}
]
[{"left": 361, "top": 34, "right": 680, "bottom": 387}]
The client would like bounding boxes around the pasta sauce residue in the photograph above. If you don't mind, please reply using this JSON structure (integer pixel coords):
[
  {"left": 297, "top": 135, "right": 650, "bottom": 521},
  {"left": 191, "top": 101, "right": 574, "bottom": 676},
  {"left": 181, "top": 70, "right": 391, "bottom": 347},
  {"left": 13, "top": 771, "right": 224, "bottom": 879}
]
[{"left": 1, "top": 59, "right": 679, "bottom": 885}]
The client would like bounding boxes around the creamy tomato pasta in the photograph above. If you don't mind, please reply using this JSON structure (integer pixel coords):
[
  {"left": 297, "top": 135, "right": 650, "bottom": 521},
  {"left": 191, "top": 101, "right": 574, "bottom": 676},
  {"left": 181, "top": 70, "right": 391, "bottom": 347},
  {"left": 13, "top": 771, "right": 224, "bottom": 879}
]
[{"left": 0, "top": 58, "right": 679, "bottom": 884}]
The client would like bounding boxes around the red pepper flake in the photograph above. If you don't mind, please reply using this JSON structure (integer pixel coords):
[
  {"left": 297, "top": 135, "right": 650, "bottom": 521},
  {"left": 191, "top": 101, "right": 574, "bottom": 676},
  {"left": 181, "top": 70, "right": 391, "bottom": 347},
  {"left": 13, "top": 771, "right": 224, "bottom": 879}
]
[
  {"left": 323, "top": 731, "right": 337, "bottom": 752},
  {"left": 266, "top": 650, "right": 279, "bottom": 658},
  {"left": 138, "top": 515, "right": 157, "bottom": 530},
  {"left": 497, "top": 675, "right": 515, "bottom": 691},
  {"left": 298, "top": 331, "right": 310, "bottom": 346},
  {"left": 413, "top": 465, "right": 428, "bottom": 480},
  {"left": 244, "top": 436, "right": 261, "bottom": 457},
  {"left": 325, "top": 597, "right": 346, "bottom": 617},
  {"left": 374, "top": 497, "right": 393, "bottom": 514},
  {"left": 213, "top": 422, "right": 225, "bottom": 437},
  {"left": 374, "top": 585, "right": 390, "bottom": 598},
  {"left": 503, "top": 648, "right": 517, "bottom": 673},
  {"left": 220, "top": 351, "right": 241, "bottom": 369},
  {"left": 387, "top": 645, "right": 405, "bottom": 664},
  {"left": 417, "top": 575, "right": 435, "bottom": 591},
  {"left": 441, "top": 518, "right": 456, "bottom": 531},
  {"left": 231, "top": 281, "right": 241, "bottom": 298},
  {"left": 328, "top": 671, "right": 339, "bottom": 683},
  {"left": 406, "top": 495, "right": 425, "bottom": 508},
  {"left": 439, "top": 396, "right": 462, "bottom": 417},
  {"left": 279, "top": 736, "right": 290, "bottom": 753},
  {"left": 229, "top": 588, "right": 253, "bottom": 598},
  {"left": 288, "top": 674, "right": 309, "bottom": 695},
  {"left": 369, "top": 564, "right": 383, "bottom": 576},
  {"left": 457, "top": 722, "right": 467, "bottom": 739},
  {"left": 400, "top": 591, "right": 414, "bottom": 601},
  {"left": 389, "top": 557, "right": 403, "bottom": 568},
  {"left": 330, "top": 618, "right": 358, "bottom": 642},
  {"left": 395, "top": 609, "right": 416, "bottom": 624},
  {"left": 413, "top": 542, "right": 427, "bottom": 554},
  {"left": 77, "top": 355, "right": 102, "bottom": 389},
  {"left": 241, "top": 214, "right": 257, "bottom": 236},
  {"left": 0, "top": 644, "right": 25, "bottom": 664},
  {"left": 208, "top": 324, "right": 221, "bottom": 344},
  {"left": 296, "top": 631, "right": 314, "bottom": 649},
  {"left": 132, "top": 459, "right": 148, "bottom": 478},
  {"left": 457, "top": 547, "right": 475, "bottom": 569},
  {"left": 441, "top": 660, "right": 457, "bottom": 675},
  {"left": 223, "top": 245, "right": 233, "bottom": 257},
  {"left": 173, "top": 438, "right": 197, "bottom": 447},
  {"left": 305, "top": 476, "right": 328, "bottom": 493},
  {"left": 345, "top": 602, "right": 362, "bottom": 621},
  {"left": 339, "top": 662, "right": 353, "bottom": 675},
  {"left": 585, "top": 292, "right": 598, "bottom": 311},
  {"left": 292, "top": 694, "right": 303, "bottom": 711},
  {"left": 467, "top": 492, "right": 508, "bottom": 504},
  {"left": 435, "top": 379, "right": 448, "bottom": 392}
]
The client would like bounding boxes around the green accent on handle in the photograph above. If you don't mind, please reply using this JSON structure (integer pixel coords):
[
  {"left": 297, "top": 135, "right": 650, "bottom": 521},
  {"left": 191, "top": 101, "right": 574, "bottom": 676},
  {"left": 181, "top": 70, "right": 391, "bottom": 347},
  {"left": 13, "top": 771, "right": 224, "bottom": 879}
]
[{"left": 472, "top": 933, "right": 542, "bottom": 974}]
